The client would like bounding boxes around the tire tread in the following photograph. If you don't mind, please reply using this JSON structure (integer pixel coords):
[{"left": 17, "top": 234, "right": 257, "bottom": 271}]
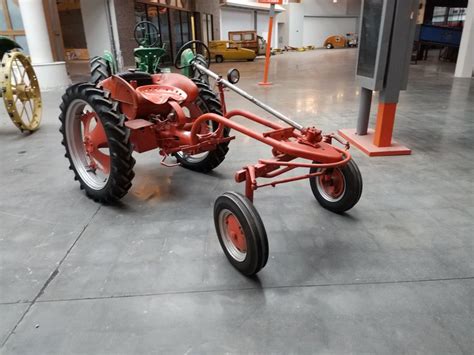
[{"left": 59, "top": 82, "right": 135, "bottom": 203}]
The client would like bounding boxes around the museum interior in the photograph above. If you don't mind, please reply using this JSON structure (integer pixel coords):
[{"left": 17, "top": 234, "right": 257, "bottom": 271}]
[{"left": 0, "top": 0, "right": 472, "bottom": 353}]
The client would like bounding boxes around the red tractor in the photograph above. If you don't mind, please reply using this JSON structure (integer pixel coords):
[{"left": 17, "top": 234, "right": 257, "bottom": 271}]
[{"left": 59, "top": 41, "right": 362, "bottom": 276}]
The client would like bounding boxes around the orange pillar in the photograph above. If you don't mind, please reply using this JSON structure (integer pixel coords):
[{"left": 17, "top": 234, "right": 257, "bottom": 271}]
[
  {"left": 373, "top": 103, "right": 397, "bottom": 147},
  {"left": 259, "top": 4, "right": 275, "bottom": 86}
]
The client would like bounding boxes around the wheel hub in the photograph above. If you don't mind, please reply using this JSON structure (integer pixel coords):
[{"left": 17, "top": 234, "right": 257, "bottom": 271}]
[
  {"left": 225, "top": 214, "right": 247, "bottom": 252},
  {"left": 319, "top": 169, "right": 344, "bottom": 199},
  {"left": 83, "top": 136, "right": 93, "bottom": 153},
  {"left": 79, "top": 111, "right": 110, "bottom": 174},
  {"left": 14, "top": 84, "right": 32, "bottom": 101}
]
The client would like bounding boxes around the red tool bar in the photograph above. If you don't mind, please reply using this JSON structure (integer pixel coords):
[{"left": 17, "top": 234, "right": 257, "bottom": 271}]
[
  {"left": 190, "top": 111, "right": 347, "bottom": 163},
  {"left": 225, "top": 109, "right": 285, "bottom": 131}
]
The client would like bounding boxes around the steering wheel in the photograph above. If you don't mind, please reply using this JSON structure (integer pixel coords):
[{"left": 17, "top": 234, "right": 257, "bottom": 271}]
[
  {"left": 134, "top": 21, "right": 160, "bottom": 47},
  {"left": 174, "top": 40, "right": 211, "bottom": 70}
]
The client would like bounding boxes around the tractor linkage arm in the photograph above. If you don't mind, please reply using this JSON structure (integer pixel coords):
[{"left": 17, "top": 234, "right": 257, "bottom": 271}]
[
  {"left": 188, "top": 62, "right": 351, "bottom": 201},
  {"left": 194, "top": 62, "right": 304, "bottom": 131}
]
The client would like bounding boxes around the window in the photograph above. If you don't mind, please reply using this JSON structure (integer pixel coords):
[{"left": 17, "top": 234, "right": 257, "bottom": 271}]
[
  {"left": 231, "top": 34, "right": 241, "bottom": 41},
  {"left": 134, "top": 1, "right": 192, "bottom": 63},
  {"left": 0, "top": 0, "right": 29, "bottom": 53},
  {"left": 432, "top": 7, "right": 447, "bottom": 24},
  {"left": 7, "top": 0, "right": 22, "bottom": 30},
  {"left": 447, "top": 7, "right": 466, "bottom": 25},
  {"left": 201, "top": 13, "right": 213, "bottom": 44},
  {"left": 135, "top": 2, "right": 146, "bottom": 21},
  {"left": 243, "top": 33, "right": 254, "bottom": 41},
  {"left": 431, "top": 6, "right": 466, "bottom": 27}
]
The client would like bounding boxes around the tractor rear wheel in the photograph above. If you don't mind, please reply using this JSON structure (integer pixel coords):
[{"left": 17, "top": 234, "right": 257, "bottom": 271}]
[
  {"left": 90, "top": 56, "right": 112, "bottom": 85},
  {"left": 174, "top": 79, "right": 229, "bottom": 172},
  {"left": 214, "top": 191, "right": 269, "bottom": 276},
  {"left": 309, "top": 159, "right": 363, "bottom": 213},
  {"left": 192, "top": 54, "right": 210, "bottom": 85},
  {"left": 59, "top": 83, "right": 135, "bottom": 203}
]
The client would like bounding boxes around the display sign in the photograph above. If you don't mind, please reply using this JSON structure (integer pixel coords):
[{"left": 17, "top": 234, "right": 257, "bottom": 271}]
[{"left": 355, "top": 0, "right": 396, "bottom": 91}]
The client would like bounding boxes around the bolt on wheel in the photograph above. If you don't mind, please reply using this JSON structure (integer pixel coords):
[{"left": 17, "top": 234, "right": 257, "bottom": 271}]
[
  {"left": 1, "top": 50, "right": 42, "bottom": 132},
  {"left": 214, "top": 191, "right": 268, "bottom": 276}
]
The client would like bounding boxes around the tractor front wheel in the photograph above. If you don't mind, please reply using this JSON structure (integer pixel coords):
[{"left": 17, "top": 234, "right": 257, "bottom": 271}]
[
  {"left": 309, "top": 159, "right": 362, "bottom": 213},
  {"left": 59, "top": 83, "right": 135, "bottom": 203},
  {"left": 214, "top": 192, "right": 269, "bottom": 276}
]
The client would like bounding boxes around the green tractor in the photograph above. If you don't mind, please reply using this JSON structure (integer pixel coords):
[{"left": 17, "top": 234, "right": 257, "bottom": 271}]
[{"left": 90, "top": 21, "right": 209, "bottom": 85}]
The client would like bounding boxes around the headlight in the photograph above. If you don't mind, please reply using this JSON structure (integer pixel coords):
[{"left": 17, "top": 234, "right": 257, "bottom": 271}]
[{"left": 227, "top": 68, "right": 240, "bottom": 84}]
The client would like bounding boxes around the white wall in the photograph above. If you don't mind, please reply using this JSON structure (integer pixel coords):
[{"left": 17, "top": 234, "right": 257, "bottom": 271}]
[
  {"left": 287, "top": 2, "right": 304, "bottom": 47},
  {"left": 277, "top": 22, "right": 284, "bottom": 48},
  {"left": 256, "top": 11, "right": 278, "bottom": 47},
  {"left": 304, "top": 0, "right": 347, "bottom": 16},
  {"left": 80, "top": 0, "right": 112, "bottom": 58},
  {"left": 303, "top": 0, "right": 361, "bottom": 16},
  {"left": 220, "top": 8, "right": 254, "bottom": 39},
  {"left": 283, "top": 0, "right": 361, "bottom": 48},
  {"left": 303, "top": 17, "right": 358, "bottom": 47},
  {"left": 220, "top": 8, "right": 278, "bottom": 47},
  {"left": 454, "top": 0, "right": 474, "bottom": 77},
  {"left": 346, "top": 0, "right": 362, "bottom": 16}
]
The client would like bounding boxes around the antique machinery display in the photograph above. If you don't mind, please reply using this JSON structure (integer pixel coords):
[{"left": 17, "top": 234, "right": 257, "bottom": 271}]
[
  {"left": 0, "top": 37, "right": 41, "bottom": 132},
  {"left": 60, "top": 41, "right": 363, "bottom": 276}
]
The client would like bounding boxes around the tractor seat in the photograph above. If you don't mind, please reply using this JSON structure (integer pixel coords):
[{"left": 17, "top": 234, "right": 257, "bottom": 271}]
[
  {"left": 136, "top": 85, "right": 187, "bottom": 105},
  {"left": 117, "top": 71, "right": 153, "bottom": 87}
]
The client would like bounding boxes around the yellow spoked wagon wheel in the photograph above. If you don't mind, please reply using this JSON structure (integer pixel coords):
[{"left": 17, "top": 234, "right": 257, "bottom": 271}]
[{"left": 1, "top": 49, "right": 42, "bottom": 132}]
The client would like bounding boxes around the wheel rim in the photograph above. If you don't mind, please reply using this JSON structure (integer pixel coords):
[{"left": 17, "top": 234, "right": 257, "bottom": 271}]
[
  {"left": 218, "top": 209, "right": 247, "bottom": 262},
  {"left": 316, "top": 168, "right": 346, "bottom": 202},
  {"left": 176, "top": 98, "right": 211, "bottom": 163},
  {"left": 65, "top": 99, "right": 110, "bottom": 190},
  {"left": 1, "top": 50, "right": 42, "bottom": 131}
]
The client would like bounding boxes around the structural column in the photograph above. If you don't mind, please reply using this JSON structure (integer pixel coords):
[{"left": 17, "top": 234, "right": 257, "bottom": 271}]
[
  {"left": 18, "top": 0, "right": 70, "bottom": 89},
  {"left": 455, "top": 0, "right": 474, "bottom": 78},
  {"left": 80, "top": 0, "right": 114, "bottom": 58},
  {"left": 356, "top": 88, "right": 372, "bottom": 135}
]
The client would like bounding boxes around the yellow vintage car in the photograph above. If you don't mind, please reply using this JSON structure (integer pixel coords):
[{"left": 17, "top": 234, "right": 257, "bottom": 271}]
[{"left": 209, "top": 40, "right": 257, "bottom": 63}]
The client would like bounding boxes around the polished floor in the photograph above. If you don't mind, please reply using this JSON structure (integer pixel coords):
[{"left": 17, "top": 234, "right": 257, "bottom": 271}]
[{"left": 0, "top": 49, "right": 473, "bottom": 354}]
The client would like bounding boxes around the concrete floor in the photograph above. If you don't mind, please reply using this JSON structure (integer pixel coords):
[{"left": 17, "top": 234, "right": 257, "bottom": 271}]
[{"left": 0, "top": 49, "right": 473, "bottom": 354}]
